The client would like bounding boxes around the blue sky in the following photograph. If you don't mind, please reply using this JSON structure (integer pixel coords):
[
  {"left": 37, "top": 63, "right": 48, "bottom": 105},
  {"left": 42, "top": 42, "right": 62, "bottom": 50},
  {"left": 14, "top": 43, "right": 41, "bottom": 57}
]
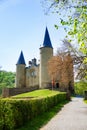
[{"left": 0, "top": 0, "right": 66, "bottom": 72}]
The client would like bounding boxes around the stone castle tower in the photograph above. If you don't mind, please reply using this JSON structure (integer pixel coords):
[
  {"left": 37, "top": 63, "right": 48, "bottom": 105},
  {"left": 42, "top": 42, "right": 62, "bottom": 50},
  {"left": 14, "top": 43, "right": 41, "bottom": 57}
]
[
  {"left": 16, "top": 51, "right": 26, "bottom": 88},
  {"left": 39, "top": 27, "right": 53, "bottom": 88}
]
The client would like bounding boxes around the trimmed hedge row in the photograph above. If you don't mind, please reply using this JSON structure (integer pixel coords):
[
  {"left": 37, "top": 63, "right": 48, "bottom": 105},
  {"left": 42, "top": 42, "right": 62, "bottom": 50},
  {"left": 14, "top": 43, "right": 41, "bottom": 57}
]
[{"left": 0, "top": 92, "right": 67, "bottom": 130}]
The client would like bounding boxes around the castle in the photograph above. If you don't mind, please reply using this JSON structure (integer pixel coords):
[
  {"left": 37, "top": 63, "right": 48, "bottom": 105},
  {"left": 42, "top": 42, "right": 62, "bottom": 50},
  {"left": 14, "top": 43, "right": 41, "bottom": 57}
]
[
  {"left": 15, "top": 27, "right": 74, "bottom": 91},
  {"left": 2, "top": 27, "right": 74, "bottom": 97}
]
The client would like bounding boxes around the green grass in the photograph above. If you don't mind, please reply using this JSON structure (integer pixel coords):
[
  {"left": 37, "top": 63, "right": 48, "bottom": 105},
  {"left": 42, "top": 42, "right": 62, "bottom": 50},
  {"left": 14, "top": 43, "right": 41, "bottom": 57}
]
[
  {"left": 12, "top": 89, "right": 60, "bottom": 99},
  {"left": 16, "top": 100, "right": 68, "bottom": 130}
]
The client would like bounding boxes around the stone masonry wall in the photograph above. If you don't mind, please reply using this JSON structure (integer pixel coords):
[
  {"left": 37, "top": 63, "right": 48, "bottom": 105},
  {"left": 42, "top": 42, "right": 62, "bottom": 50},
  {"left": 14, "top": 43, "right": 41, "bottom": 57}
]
[{"left": 2, "top": 86, "right": 39, "bottom": 98}]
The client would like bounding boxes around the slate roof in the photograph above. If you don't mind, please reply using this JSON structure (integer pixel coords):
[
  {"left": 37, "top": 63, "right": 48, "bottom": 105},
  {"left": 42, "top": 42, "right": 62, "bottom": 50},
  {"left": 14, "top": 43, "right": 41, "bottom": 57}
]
[
  {"left": 16, "top": 51, "right": 26, "bottom": 65},
  {"left": 43, "top": 27, "right": 53, "bottom": 48}
]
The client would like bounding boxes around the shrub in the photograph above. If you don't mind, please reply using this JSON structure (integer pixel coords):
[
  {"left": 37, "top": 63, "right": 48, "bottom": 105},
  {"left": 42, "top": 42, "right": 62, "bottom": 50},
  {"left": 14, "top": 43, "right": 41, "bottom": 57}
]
[
  {"left": 74, "top": 81, "right": 87, "bottom": 96},
  {"left": 0, "top": 92, "right": 67, "bottom": 129},
  {"left": 0, "top": 100, "right": 15, "bottom": 130}
]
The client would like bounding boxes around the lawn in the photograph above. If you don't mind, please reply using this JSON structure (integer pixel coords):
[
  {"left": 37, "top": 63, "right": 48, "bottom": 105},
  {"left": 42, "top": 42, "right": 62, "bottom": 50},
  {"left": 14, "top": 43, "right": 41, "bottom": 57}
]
[{"left": 12, "top": 89, "right": 60, "bottom": 99}]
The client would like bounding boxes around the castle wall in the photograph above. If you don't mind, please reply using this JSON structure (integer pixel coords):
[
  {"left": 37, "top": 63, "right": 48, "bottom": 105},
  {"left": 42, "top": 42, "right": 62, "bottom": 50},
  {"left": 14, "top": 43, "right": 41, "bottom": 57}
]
[
  {"left": 2, "top": 86, "right": 39, "bottom": 98},
  {"left": 39, "top": 47, "right": 53, "bottom": 88},
  {"left": 26, "top": 66, "right": 39, "bottom": 88}
]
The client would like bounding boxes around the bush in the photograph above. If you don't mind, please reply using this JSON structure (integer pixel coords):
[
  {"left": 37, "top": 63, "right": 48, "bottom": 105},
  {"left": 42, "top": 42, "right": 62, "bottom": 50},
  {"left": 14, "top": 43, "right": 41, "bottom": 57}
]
[
  {"left": 0, "top": 100, "right": 15, "bottom": 130},
  {"left": 0, "top": 92, "right": 67, "bottom": 129},
  {"left": 74, "top": 81, "right": 87, "bottom": 96}
]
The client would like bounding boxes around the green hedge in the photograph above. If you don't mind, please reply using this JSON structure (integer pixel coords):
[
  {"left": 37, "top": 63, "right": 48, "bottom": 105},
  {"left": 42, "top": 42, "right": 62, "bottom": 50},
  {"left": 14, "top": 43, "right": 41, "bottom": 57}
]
[{"left": 0, "top": 92, "right": 67, "bottom": 130}]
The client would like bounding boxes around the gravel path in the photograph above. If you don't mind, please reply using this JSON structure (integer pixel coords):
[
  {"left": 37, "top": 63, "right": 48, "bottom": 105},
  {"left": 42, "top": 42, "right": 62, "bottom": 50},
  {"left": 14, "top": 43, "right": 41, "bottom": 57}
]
[{"left": 40, "top": 97, "right": 87, "bottom": 130}]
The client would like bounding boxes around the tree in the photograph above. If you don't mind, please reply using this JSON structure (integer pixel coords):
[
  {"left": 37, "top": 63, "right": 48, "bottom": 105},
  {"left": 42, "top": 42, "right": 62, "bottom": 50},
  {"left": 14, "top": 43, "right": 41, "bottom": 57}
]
[
  {"left": 48, "top": 56, "right": 62, "bottom": 81},
  {"left": 57, "top": 39, "right": 87, "bottom": 80},
  {"left": 48, "top": 52, "right": 74, "bottom": 91},
  {"left": 42, "top": 0, "right": 87, "bottom": 80},
  {"left": 0, "top": 71, "right": 15, "bottom": 95}
]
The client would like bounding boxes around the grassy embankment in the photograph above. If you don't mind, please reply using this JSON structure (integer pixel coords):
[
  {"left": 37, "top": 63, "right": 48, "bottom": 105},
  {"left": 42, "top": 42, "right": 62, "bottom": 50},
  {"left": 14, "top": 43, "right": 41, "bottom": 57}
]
[{"left": 12, "top": 89, "right": 60, "bottom": 99}]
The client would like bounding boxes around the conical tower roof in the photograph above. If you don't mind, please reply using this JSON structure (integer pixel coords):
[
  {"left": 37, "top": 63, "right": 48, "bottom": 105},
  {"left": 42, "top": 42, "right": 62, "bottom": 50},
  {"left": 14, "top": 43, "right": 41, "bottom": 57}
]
[
  {"left": 16, "top": 51, "right": 26, "bottom": 65},
  {"left": 43, "top": 27, "right": 53, "bottom": 48}
]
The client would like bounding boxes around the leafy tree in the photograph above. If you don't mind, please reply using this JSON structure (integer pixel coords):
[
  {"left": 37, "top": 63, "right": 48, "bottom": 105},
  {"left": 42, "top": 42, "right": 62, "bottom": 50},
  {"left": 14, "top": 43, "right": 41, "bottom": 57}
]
[
  {"left": 75, "top": 81, "right": 87, "bottom": 96},
  {"left": 0, "top": 70, "right": 15, "bottom": 95}
]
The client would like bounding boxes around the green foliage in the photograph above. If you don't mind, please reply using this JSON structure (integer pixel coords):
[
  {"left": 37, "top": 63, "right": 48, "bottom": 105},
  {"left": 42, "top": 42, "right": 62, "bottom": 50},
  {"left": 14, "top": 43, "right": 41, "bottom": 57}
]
[
  {"left": 54, "top": 24, "right": 59, "bottom": 29},
  {"left": 74, "top": 81, "right": 87, "bottom": 96},
  {"left": 0, "top": 92, "right": 67, "bottom": 129},
  {"left": 67, "top": 8, "right": 87, "bottom": 55},
  {"left": 17, "top": 100, "right": 68, "bottom": 130},
  {"left": 0, "top": 71, "right": 15, "bottom": 95},
  {"left": 0, "top": 100, "right": 15, "bottom": 130}
]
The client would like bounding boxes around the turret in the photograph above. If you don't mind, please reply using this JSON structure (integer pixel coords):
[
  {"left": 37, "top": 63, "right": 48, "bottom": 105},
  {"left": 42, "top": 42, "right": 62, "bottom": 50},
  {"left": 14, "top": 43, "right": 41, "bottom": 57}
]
[
  {"left": 39, "top": 27, "right": 53, "bottom": 88},
  {"left": 16, "top": 51, "right": 26, "bottom": 88}
]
